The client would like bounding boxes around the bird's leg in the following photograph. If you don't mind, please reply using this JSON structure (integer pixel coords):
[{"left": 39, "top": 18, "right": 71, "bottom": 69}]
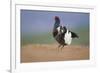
[
  {"left": 58, "top": 44, "right": 61, "bottom": 48},
  {"left": 58, "top": 44, "right": 61, "bottom": 52},
  {"left": 57, "top": 45, "right": 64, "bottom": 51},
  {"left": 60, "top": 45, "right": 64, "bottom": 51}
]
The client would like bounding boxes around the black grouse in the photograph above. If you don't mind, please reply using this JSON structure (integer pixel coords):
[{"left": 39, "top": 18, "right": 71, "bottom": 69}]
[{"left": 53, "top": 16, "right": 79, "bottom": 50}]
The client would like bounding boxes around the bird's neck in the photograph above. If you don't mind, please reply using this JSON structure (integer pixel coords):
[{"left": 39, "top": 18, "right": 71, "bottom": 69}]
[{"left": 54, "top": 20, "right": 60, "bottom": 29}]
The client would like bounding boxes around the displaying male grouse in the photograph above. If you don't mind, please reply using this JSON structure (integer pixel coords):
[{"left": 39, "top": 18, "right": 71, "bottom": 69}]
[{"left": 53, "top": 16, "right": 79, "bottom": 50}]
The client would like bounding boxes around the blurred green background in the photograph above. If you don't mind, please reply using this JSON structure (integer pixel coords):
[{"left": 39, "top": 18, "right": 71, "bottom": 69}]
[{"left": 21, "top": 26, "right": 89, "bottom": 46}]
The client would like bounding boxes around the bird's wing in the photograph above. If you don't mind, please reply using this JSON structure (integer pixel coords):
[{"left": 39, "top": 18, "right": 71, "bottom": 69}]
[
  {"left": 55, "top": 32, "right": 61, "bottom": 40},
  {"left": 70, "top": 31, "right": 79, "bottom": 38}
]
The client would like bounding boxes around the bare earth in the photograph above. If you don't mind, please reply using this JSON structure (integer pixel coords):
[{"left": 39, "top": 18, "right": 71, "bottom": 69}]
[{"left": 21, "top": 44, "right": 89, "bottom": 63}]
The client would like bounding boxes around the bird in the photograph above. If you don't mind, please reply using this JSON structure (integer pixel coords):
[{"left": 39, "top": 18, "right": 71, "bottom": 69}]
[{"left": 53, "top": 16, "right": 79, "bottom": 50}]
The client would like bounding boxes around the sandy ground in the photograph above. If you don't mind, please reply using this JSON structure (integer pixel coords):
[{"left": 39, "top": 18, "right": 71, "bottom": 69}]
[{"left": 21, "top": 44, "right": 89, "bottom": 63}]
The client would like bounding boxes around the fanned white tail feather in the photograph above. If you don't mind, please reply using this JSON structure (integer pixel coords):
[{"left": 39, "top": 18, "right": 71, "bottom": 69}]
[{"left": 64, "top": 30, "right": 72, "bottom": 45}]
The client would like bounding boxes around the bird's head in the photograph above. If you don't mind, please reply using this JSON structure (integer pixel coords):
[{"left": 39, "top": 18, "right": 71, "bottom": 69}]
[{"left": 55, "top": 16, "right": 60, "bottom": 21}]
